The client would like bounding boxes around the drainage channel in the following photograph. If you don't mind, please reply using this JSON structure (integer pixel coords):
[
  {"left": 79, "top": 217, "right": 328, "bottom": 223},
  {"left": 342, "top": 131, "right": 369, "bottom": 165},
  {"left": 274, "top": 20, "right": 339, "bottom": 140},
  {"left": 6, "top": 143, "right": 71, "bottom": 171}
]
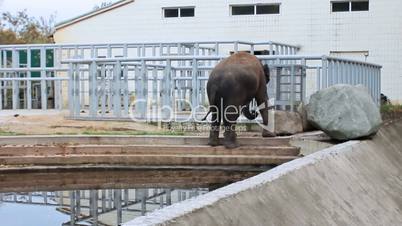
[
  {"left": 0, "top": 166, "right": 266, "bottom": 226},
  {"left": 0, "top": 135, "right": 301, "bottom": 226}
]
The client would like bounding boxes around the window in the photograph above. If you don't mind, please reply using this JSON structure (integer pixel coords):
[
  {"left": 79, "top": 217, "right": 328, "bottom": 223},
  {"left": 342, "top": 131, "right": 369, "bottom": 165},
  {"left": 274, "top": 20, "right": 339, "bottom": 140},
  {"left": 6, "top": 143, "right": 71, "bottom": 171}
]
[
  {"left": 231, "top": 4, "right": 280, "bottom": 16},
  {"left": 180, "top": 8, "right": 195, "bottom": 17},
  {"left": 164, "top": 8, "right": 179, "bottom": 18},
  {"left": 163, "top": 7, "right": 195, "bottom": 18},
  {"left": 331, "top": 1, "right": 369, "bottom": 12},
  {"left": 232, "top": 5, "right": 255, "bottom": 15},
  {"left": 351, "top": 1, "right": 369, "bottom": 11},
  {"left": 332, "top": 2, "right": 350, "bottom": 12},
  {"left": 257, "top": 5, "right": 280, "bottom": 14}
]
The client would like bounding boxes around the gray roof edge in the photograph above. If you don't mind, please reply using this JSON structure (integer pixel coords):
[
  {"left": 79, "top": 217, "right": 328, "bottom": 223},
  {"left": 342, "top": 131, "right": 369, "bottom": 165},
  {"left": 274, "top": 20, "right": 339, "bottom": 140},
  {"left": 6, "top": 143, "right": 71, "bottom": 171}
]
[{"left": 55, "top": 0, "right": 134, "bottom": 30}]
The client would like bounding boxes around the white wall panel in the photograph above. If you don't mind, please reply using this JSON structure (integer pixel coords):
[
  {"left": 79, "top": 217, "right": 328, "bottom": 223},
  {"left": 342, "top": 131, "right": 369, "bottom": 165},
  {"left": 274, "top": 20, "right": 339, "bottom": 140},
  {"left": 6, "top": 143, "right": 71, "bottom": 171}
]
[{"left": 54, "top": 0, "right": 402, "bottom": 102}]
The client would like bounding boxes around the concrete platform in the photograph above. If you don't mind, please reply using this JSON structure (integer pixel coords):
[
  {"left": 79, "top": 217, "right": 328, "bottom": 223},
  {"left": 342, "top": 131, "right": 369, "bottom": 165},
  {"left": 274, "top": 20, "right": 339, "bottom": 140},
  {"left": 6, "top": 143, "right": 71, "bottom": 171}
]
[
  {"left": 0, "top": 135, "right": 292, "bottom": 146},
  {"left": 0, "top": 135, "right": 300, "bottom": 167},
  {"left": 125, "top": 120, "right": 402, "bottom": 226}
]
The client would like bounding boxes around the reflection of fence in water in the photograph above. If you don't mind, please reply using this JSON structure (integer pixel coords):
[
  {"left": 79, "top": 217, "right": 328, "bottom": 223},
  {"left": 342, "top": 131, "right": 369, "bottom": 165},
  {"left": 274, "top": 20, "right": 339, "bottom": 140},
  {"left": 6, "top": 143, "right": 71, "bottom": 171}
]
[{"left": 0, "top": 188, "right": 209, "bottom": 225}]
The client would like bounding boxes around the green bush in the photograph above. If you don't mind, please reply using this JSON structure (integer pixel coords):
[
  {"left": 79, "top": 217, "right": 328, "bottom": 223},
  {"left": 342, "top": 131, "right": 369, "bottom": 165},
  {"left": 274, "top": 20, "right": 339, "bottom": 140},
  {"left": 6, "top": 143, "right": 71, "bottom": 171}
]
[{"left": 381, "top": 104, "right": 402, "bottom": 113}]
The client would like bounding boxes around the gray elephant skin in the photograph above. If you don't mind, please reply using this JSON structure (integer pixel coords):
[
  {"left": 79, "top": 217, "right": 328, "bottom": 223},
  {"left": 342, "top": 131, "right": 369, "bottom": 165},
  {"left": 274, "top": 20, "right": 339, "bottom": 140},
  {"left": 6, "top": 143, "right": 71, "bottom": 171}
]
[{"left": 204, "top": 52, "right": 275, "bottom": 149}]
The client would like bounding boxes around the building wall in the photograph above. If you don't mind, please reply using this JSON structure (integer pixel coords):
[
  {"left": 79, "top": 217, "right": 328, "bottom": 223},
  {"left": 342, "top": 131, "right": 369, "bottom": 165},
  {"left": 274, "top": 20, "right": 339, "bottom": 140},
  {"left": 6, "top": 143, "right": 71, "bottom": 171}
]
[{"left": 54, "top": 0, "right": 402, "bottom": 102}]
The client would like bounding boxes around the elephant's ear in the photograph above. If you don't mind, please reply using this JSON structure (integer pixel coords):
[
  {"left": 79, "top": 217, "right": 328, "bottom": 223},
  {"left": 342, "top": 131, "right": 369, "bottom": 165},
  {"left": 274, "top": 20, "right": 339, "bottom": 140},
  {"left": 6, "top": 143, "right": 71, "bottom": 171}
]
[{"left": 263, "top": 64, "right": 270, "bottom": 84}]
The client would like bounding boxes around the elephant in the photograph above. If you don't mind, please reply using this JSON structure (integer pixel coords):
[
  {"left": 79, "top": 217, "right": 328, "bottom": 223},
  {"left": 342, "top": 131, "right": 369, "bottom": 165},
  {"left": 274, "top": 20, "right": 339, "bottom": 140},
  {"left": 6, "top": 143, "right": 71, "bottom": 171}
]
[{"left": 203, "top": 52, "right": 275, "bottom": 149}]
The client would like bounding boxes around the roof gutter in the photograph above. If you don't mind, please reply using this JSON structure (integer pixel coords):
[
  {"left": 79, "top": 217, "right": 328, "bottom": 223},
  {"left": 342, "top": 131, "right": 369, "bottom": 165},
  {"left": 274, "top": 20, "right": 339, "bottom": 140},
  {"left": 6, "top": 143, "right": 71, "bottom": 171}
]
[{"left": 55, "top": 0, "right": 134, "bottom": 31}]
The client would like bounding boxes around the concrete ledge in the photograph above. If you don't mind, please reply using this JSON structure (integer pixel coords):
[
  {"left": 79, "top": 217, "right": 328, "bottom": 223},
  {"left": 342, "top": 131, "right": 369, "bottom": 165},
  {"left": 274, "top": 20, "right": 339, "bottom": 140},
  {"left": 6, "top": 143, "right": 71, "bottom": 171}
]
[
  {"left": 0, "top": 154, "right": 298, "bottom": 166},
  {"left": 125, "top": 120, "right": 402, "bottom": 226},
  {"left": 0, "top": 135, "right": 291, "bottom": 147},
  {"left": 0, "top": 167, "right": 263, "bottom": 193}
]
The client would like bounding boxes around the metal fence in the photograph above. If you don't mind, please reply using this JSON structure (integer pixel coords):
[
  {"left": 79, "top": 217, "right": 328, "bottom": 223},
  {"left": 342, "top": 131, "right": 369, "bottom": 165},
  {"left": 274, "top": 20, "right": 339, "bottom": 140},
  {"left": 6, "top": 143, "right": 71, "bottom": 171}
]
[
  {"left": 0, "top": 41, "right": 299, "bottom": 111},
  {"left": 62, "top": 55, "right": 381, "bottom": 121}
]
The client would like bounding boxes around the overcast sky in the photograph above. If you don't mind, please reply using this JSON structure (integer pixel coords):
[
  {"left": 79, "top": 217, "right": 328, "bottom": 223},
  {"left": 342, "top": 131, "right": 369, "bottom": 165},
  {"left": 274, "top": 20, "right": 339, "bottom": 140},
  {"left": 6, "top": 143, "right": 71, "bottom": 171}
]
[{"left": 0, "top": 0, "right": 118, "bottom": 23}]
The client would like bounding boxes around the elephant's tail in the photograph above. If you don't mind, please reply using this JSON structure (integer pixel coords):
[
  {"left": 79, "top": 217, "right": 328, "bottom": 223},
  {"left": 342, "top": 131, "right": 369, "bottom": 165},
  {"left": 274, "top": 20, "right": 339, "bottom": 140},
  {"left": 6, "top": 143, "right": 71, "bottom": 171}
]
[
  {"left": 201, "top": 110, "right": 211, "bottom": 121},
  {"left": 242, "top": 105, "right": 259, "bottom": 120},
  {"left": 203, "top": 83, "right": 221, "bottom": 121}
]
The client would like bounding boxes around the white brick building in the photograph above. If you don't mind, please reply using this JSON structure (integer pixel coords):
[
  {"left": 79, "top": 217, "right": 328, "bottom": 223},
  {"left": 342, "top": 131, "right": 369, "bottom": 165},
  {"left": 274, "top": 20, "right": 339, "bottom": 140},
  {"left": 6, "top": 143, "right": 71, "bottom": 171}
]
[{"left": 53, "top": 0, "right": 402, "bottom": 102}]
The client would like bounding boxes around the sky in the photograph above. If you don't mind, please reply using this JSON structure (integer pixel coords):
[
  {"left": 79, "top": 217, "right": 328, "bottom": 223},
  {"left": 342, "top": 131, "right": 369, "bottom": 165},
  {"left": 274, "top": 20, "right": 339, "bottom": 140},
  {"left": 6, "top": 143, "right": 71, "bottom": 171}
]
[{"left": 0, "top": 0, "right": 118, "bottom": 23}]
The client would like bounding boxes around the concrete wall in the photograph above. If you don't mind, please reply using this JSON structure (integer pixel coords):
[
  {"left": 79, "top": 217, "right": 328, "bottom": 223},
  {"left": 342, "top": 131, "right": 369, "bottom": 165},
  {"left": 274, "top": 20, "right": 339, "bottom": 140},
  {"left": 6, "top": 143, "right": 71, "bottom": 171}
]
[
  {"left": 125, "top": 120, "right": 402, "bottom": 226},
  {"left": 53, "top": 0, "right": 402, "bottom": 102}
]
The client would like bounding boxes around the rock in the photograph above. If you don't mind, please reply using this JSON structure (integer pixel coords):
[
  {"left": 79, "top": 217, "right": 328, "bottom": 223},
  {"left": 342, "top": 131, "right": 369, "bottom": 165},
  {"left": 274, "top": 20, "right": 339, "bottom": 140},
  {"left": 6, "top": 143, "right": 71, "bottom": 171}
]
[
  {"left": 297, "top": 103, "right": 314, "bottom": 132},
  {"left": 306, "top": 84, "right": 382, "bottom": 141},
  {"left": 268, "top": 110, "right": 303, "bottom": 136}
]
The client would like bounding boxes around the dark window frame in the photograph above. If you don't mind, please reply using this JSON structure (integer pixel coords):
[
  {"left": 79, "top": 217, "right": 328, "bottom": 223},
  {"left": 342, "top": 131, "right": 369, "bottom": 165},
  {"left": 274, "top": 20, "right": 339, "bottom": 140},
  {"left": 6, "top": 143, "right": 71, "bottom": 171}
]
[
  {"left": 351, "top": 1, "right": 369, "bottom": 11},
  {"left": 231, "top": 5, "right": 255, "bottom": 15},
  {"left": 231, "top": 4, "right": 281, "bottom": 16},
  {"left": 331, "top": 1, "right": 350, "bottom": 12},
  {"left": 256, "top": 4, "right": 281, "bottom": 15},
  {"left": 163, "top": 7, "right": 195, "bottom": 18},
  {"left": 331, "top": 1, "right": 369, "bottom": 13},
  {"left": 180, "top": 7, "right": 195, "bottom": 17},
  {"left": 164, "top": 8, "right": 179, "bottom": 18}
]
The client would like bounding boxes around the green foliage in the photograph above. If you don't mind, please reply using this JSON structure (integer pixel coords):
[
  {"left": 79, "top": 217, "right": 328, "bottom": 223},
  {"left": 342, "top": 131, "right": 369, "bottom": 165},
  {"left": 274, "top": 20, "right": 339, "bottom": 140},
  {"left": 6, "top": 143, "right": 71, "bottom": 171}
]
[
  {"left": 0, "top": 129, "right": 22, "bottom": 136},
  {"left": 380, "top": 104, "right": 402, "bottom": 113},
  {"left": 0, "top": 10, "right": 55, "bottom": 44}
]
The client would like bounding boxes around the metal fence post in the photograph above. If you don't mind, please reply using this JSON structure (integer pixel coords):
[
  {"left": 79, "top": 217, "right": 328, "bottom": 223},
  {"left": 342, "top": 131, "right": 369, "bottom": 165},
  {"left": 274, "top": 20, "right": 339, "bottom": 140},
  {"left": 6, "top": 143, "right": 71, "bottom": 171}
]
[
  {"left": 123, "top": 65, "right": 129, "bottom": 116},
  {"left": 321, "top": 57, "right": 328, "bottom": 89},
  {"left": 290, "top": 65, "right": 295, "bottom": 111},
  {"left": 140, "top": 60, "right": 148, "bottom": 118},
  {"left": 74, "top": 63, "right": 81, "bottom": 116},
  {"left": 113, "top": 61, "right": 122, "bottom": 118},
  {"left": 100, "top": 64, "right": 106, "bottom": 116},
  {"left": 162, "top": 59, "right": 172, "bottom": 119},
  {"left": 0, "top": 79, "right": 2, "bottom": 110},
  {"left": 301, "top": 58, "right": 307, "bottom": 103},
  {"left": 11, "top": 48, "right": 19, "bottom": 110},
  {"left": 55, "top": 80, "right": 62, "bottom": 110},
  {"left": 68, "top": 63, "right": 74, "bottom": 116},
  {"left": 152, "top": 67, "right": 158, "bottom": 115},
  {"left": 215, "top": 42, "right": 220, "bottom": 56},
  {"left": 12, "top": 80, "right": 18, "bottom": 110},
  {"left": 27, "top": 47, "right": 32, "bottom": 110},
  {"left": 89, "top": 61, "right": 98, "bottom": 117},
  {"left": 191, "top": 59, "right": 199, "bottom": 114},
  {"left": 40, "top": 47, "right": 47, "bottom": 110}
]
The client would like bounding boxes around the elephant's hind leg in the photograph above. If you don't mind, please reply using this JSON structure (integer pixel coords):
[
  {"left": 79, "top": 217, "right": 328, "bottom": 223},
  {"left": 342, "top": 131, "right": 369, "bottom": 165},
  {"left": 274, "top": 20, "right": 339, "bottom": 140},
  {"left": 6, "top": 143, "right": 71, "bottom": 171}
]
[
  {"left": 222, "top": 105, "right": 240, "bottom": 149},
  {"left": 208, "top": 106, "right": 221, "bottom": 146}
]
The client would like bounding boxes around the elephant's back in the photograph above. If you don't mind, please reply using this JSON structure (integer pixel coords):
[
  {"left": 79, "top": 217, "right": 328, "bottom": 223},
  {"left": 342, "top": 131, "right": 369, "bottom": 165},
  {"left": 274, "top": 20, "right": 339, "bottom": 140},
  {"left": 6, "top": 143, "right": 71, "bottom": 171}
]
[{"left": 209, "top": 52, "right": 262, "bottom": 91}]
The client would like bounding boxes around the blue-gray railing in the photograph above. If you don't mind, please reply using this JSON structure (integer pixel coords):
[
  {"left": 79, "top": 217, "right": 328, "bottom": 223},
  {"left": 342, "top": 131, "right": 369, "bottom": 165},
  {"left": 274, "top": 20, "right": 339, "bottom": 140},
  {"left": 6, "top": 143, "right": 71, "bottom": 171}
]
[
  {"left": 62, "top": 55, "right": 381, "bottom": 121},
  {"left": 0, "top": 41, "right": 299, "bottom": 111}
]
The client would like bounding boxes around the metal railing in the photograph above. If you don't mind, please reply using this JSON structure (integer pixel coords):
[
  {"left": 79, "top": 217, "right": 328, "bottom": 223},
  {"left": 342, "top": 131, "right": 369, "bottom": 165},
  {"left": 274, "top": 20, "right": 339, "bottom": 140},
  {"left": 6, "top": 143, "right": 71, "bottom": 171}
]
[
  {"left": 62, "top": 55, "right": 381, "bottom": 121},
  {"left": 0, "top": 41, "right": 299, "bottom": 111}
]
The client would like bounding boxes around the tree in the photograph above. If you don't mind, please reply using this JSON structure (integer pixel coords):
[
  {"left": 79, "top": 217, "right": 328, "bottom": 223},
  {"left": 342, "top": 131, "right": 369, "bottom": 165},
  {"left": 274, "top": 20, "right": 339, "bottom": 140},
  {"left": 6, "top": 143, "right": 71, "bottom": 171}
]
[{"left": 0, "top": 10, "right": 55, "bottom": 44}]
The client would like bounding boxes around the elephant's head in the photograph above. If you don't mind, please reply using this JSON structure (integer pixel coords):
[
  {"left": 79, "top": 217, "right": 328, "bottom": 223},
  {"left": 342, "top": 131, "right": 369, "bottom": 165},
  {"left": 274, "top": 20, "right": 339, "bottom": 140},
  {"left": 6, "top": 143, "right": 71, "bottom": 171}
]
[{"left": 263, "top": 64, "right": 270, "bottom": 84}]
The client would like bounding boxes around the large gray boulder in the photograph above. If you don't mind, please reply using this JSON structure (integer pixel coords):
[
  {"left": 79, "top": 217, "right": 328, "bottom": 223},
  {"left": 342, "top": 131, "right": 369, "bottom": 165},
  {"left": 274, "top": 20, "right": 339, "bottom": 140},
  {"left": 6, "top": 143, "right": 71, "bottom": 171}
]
[{"left": 306, "top": 84, "right": 382, "bottom": 140}]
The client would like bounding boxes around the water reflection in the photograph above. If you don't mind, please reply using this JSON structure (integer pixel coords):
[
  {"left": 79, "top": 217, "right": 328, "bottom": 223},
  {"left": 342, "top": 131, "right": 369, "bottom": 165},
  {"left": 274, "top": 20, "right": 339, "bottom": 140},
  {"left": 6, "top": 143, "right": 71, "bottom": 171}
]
[{"left": 0, "top": 188, "right": 210, "bottom": 226}]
